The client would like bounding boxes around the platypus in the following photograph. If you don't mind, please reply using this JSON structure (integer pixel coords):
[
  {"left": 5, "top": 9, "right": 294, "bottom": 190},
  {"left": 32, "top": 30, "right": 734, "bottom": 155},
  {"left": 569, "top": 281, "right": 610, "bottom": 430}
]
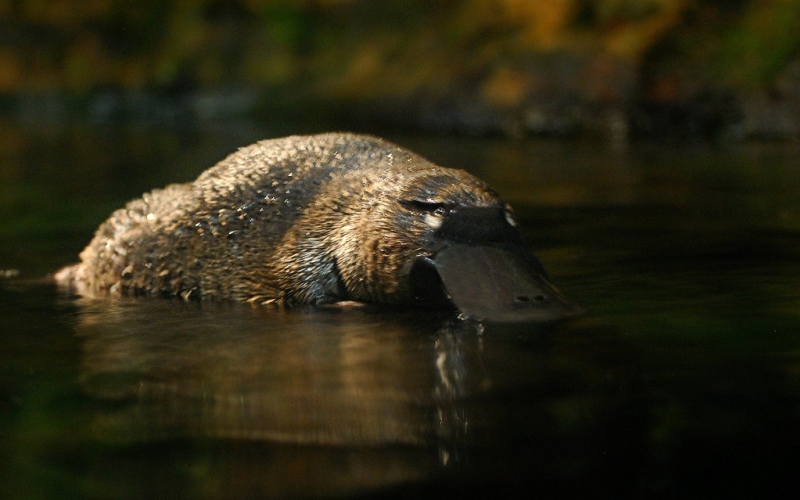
[{"left": 57, "top": 133, "right": 578, "bottom": 322}]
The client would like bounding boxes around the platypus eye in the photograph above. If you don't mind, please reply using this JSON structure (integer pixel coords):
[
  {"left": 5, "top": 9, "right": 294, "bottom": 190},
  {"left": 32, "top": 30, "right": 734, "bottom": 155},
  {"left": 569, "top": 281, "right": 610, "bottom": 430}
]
[
  {"left": 400, "top": 200, "right": 451, "bottom": 230},
  {"left": 399, "top": 199, "right": 450, "bottom": 215}
]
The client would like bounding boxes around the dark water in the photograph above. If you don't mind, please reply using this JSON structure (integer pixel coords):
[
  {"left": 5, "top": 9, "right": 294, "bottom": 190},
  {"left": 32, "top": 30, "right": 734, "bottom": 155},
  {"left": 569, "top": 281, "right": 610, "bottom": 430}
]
[{"left": 1, "top": 122, "right": 800, "bottom": 498}]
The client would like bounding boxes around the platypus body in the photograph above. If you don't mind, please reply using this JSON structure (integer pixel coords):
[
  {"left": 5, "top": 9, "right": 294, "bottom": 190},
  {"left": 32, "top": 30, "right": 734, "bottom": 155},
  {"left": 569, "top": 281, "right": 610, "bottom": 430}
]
[{"left": 57, "top": 133, "right": 577, "bottom": 322}]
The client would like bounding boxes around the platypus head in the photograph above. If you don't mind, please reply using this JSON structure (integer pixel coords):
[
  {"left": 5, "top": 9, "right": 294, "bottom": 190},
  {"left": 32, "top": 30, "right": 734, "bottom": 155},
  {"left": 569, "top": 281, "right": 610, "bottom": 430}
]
[{"left": 316, "top": 161, "right": 581, "bottom": 323}]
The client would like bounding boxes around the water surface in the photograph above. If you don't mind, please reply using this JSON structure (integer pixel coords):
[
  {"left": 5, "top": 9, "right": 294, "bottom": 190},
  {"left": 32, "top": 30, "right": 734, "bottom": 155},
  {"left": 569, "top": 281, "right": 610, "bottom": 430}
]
[{"left": 1, "top": 123, "right": 799, "bottom": 498}]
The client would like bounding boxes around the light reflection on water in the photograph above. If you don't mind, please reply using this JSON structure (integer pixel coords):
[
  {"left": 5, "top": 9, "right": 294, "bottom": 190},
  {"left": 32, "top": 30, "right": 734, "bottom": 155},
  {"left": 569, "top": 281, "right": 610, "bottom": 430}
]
[
  {"left": 77, "top": 300, "right": 443, "bottom": 447},
  {"left": 64, "top": 295, "right": 639, "bottom": 496}
]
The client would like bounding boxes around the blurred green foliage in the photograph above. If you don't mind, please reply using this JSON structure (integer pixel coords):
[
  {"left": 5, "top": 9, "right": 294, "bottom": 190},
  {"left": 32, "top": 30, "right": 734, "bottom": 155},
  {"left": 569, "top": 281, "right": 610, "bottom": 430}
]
[
  {"left": 0, "top": 1, "right": 798, "bottom": 138},
  {"left": 0, "top": 0, "right": 797, "bottom": 94}
]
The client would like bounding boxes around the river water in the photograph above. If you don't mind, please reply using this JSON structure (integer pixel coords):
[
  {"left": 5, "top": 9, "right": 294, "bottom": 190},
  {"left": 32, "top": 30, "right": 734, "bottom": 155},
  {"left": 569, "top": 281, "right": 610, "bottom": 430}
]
[{"left": 1, "top": 121, "right": 799, "bottom": 498}]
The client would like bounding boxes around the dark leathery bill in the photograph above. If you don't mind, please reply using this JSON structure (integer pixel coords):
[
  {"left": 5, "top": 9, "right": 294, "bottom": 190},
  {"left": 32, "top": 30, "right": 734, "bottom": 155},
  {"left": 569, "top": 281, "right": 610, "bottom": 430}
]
[{"left": 411, "top": 206, "right": 582, "bottom": 322}]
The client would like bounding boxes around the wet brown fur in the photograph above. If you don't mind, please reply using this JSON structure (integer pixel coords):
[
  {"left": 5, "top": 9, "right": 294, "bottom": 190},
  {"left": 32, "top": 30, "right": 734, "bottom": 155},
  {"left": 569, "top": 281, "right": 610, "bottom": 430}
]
[{"left": 57, "top": 133, "right": 509, "bottom": 306}]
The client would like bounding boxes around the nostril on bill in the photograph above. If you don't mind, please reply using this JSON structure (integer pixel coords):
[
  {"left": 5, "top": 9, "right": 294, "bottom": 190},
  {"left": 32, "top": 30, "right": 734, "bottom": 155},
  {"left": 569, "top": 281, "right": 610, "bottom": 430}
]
[{"left": 515, "top": 294, "right": 546, "bottom": 303}]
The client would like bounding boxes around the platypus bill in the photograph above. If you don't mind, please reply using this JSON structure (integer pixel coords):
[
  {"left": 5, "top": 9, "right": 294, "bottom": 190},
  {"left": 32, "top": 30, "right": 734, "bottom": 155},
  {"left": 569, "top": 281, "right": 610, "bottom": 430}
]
[{"left": 56, "top": 133, "right": 579, "bottom": 322}]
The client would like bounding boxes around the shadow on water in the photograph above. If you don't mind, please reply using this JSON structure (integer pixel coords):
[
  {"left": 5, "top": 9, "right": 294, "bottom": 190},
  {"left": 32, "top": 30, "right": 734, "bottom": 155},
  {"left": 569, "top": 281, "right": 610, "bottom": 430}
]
[{"left": 47, "top": 295, "right": 645, "bottom": 498}]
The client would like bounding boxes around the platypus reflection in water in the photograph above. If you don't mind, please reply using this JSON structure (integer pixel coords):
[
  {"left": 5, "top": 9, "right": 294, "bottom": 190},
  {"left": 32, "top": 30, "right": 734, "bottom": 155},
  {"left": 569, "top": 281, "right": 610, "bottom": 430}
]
[{"left": 56, "top": 133, "right": 580, "bottom": 322}]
